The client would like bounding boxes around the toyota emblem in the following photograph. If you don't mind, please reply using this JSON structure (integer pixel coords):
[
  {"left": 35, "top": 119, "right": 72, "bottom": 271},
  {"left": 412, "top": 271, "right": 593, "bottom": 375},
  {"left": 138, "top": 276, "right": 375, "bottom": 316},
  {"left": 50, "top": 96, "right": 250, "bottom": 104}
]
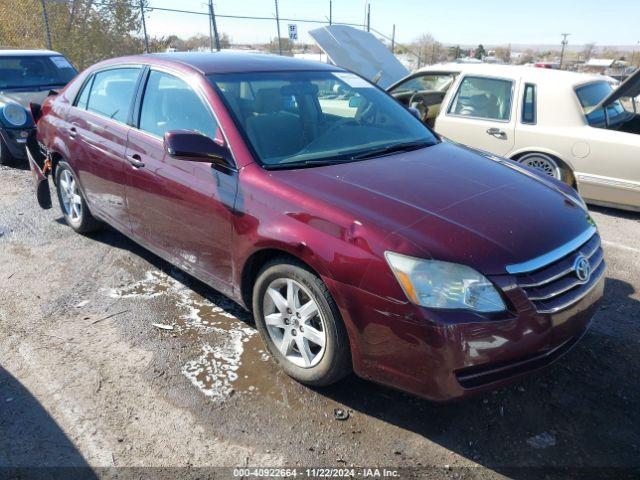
[{"left": 574, "top": 254, "right": 591, "bottom": 282}]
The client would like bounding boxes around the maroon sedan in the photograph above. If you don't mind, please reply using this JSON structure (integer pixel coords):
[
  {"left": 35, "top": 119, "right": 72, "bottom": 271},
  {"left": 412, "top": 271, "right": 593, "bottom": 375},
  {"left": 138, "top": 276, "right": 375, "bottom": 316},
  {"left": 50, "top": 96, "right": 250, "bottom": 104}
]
[{"left": 31, "top": 53, "right": 604, "bottom": 401}]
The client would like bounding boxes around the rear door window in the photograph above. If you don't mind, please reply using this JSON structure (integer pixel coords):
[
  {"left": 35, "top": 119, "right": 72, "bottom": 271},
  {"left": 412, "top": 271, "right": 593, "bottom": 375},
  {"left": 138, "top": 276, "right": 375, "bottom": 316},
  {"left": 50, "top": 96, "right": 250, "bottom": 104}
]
[
  {"left": 521, "top": 83, "right": 536, "bottom": 124},
  {"left": 139, "top": 70, "right": 218, "bottom": 139},
  {"left": 448, "top": 76, "right": 513, "bottom": 121},
  {"left": 86, "top": 68, "right": 141, "bottom": 124}
]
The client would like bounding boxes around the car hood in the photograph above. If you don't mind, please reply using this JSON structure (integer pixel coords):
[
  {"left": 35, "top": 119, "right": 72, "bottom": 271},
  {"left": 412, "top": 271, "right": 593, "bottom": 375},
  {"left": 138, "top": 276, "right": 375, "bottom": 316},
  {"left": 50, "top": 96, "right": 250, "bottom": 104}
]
[
  {"left": 272, "top": 142, "right": 593, "bottom": 275},
  {"left": 309, "top": 25, "right": 409, "bottom": 88},
  {"left": 0, "top": 90, "right": 53, "bottom": 108}
]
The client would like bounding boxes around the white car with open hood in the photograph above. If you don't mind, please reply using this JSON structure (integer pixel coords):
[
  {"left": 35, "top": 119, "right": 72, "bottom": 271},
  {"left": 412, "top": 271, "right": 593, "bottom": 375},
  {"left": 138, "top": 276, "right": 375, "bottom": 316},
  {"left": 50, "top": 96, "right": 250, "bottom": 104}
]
[
  {"left": 310, "top": 26, "right": 640, "bottom": 212},
  {"left": 387, "top": 64, "right": 640, "bottom": 212}
]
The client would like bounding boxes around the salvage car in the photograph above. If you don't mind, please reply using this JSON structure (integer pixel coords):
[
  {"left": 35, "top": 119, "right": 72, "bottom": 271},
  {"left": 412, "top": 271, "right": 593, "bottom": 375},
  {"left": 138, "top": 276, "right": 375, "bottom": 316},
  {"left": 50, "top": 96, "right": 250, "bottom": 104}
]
[
  {"left": 0, "top": 49, "right": 77, "bottom": 165},
  {"left": 387, "top": 64, "right": 640, "bottom": 211},
  {"left": 30, "top": 53, "right": 604, "bottom": 401}
]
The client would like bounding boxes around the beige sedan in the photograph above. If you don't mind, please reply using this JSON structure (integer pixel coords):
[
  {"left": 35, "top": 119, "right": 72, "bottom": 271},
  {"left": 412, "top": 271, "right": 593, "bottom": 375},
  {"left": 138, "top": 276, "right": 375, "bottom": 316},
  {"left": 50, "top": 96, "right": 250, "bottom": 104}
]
[{"left": 388, "top": 64, "right": 640, "bottom": 212}]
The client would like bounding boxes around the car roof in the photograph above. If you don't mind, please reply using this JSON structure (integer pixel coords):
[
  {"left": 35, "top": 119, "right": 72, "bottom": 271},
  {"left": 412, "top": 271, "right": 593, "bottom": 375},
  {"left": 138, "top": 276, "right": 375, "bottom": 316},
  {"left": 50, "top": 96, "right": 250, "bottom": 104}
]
[
  {"left": 416, "top": 63, "right": 610, "bottom": 87},
  {"left": 144, "top": 51, "right": 341, "bottom": 75},
  {"left": 0, "top": 49, "right": 64, "bottom": 57}
]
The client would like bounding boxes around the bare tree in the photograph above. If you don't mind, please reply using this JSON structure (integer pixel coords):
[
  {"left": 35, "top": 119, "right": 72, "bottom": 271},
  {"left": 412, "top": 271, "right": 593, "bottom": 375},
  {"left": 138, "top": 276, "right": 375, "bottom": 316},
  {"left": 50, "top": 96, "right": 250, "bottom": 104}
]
[
  {"left": 582, "top": 42, "right": 597, "bottom": 61},
  {"left": 412, "top": 33, "right": 444, "bottom": 66}
]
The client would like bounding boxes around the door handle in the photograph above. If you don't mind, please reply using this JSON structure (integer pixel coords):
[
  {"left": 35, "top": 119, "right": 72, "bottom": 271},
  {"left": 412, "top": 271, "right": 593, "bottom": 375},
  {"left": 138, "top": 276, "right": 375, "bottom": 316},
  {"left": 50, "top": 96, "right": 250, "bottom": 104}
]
[
  {"left": 69, "top": 126, "right": 77, "bottom": 140},
  {"left": 127, "top": 154, "right": 145, "bottom": 169},
  {"left": 486, "top": 127, "right": 507, "bottom": 139}
]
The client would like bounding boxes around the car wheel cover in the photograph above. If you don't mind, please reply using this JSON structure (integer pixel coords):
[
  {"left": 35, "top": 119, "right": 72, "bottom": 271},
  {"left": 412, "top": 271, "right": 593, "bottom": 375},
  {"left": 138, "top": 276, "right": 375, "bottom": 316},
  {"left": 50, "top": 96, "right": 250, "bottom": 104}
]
[
  {"left": 519, "top": 153, "right": 561, "bottom": 180},
  {"left": 59, "top": 170, "right": 83, "bottom": 222},
  {"left": 262, "top": 277, "right": 327, "bottom": 368}
]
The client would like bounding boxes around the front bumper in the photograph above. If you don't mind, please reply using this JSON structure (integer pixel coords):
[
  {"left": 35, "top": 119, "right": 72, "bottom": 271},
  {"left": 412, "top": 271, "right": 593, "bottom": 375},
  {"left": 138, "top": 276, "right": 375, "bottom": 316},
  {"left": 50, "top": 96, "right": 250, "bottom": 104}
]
[
  {"left": 326, "top": 271, "right": 604, "bottom": 402},
  {"left": 0, "top": 126, "right": 36, "bottom": 159}
]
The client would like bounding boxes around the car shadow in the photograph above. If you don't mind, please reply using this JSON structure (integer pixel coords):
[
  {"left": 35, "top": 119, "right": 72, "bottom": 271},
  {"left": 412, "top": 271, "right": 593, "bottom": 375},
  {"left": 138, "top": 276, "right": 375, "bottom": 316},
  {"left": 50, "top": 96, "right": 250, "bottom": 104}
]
[
  {"left": 589, "top": 204, "right": 640, "bottom": 220},
  {"left": 0, "top": 366, "right": 98, "bottom": 479},
  {"left": 0, "top": 160, "right": 29, "bottom": 171},
  {"left": 80, "top": 224, "right": 640, "bottom": 477},
  {"left": 82, "top": 223, "right": 251, "bottom": 321}
]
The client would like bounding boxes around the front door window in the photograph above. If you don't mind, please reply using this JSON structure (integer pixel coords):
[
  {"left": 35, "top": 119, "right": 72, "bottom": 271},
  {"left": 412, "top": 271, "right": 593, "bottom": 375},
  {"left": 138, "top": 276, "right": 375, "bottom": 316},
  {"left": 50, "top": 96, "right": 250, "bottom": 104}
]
[{"left": 448, "top": 76, "right": 513, "bottom": 121}]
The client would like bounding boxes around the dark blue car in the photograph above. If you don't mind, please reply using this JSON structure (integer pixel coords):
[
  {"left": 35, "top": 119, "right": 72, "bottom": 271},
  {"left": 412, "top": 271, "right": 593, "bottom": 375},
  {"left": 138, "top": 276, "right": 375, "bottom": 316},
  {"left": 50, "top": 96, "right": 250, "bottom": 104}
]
[{"left": 0, "top": 49, "right": 77, "bottom": 165}]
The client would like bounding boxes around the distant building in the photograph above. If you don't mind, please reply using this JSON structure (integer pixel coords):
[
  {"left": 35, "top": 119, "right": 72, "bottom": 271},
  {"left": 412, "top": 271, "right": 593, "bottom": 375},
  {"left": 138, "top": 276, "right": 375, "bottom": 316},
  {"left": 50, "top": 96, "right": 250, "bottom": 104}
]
[{"left": 583, "top": 58, "right": 615, "bottom": 73}]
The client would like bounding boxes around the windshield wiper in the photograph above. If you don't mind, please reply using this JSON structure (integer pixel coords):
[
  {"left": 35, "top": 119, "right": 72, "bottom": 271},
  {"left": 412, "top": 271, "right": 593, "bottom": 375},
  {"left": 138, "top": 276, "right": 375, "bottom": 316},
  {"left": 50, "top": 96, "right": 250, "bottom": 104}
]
[
  {"left": 266, "top": 158, "right": 347, "bottom": 170},
  {"left": 350, "top": 140, "right": 434, "bottom": 160}
]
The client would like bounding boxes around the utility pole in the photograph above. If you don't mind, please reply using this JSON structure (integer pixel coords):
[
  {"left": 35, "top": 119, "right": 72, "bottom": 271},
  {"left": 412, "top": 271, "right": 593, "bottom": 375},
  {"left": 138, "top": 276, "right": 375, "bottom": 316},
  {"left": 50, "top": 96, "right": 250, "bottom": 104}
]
[
  {"left": 559, "top": 33, "right": 570, "bottom": 70},
  {"left": 139, "top": 0, "right": 149, "bottom": 53},
  {"left": 275, "top": 0, "right": 282, "bottom": 55},
  {"left": 366, "top": 3, "right": 370, "bottom": 32},
  {"left": 329, "top": 0, "right": 332, "bottom": 25},
  {"left": 391, "top": 24, "right": 395, "bottom": 53},
  {"left": 39, "top": 0, "right": 52, "bottom": 50},
  {"left": 209, "top": 0, "right": 221, "bottom": 51}
]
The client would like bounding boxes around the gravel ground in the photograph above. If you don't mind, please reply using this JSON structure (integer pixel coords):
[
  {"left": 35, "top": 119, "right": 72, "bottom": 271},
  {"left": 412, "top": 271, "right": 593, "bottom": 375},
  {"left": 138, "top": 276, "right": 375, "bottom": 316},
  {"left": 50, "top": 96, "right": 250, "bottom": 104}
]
[{"left": 1, "top": 164, "right": 639, "bottom": 480}]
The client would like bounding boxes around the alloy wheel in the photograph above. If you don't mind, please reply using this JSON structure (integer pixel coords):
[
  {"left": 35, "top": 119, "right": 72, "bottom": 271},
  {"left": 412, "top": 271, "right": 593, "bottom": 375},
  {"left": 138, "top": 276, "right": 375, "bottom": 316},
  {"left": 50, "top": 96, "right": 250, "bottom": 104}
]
[
  {"left": 59, "top": 169, "right": 83, "bottom": 222},
  {"left": 519, "top": 153, "right": 561, "bottom": 180},
  {"left": 262, "top": 278, "right": 327, "bottom": 368}
]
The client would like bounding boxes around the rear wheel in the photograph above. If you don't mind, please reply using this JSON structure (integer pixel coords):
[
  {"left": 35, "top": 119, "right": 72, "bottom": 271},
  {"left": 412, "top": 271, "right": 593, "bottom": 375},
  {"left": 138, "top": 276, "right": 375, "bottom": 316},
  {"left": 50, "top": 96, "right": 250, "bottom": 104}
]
[
  {"left": 517, "top": 152, "right": 562, "bottom": 181},
  {"left": 252, "top": 259, "right": 351, "bottom": 386},
  {"left": 55, "top": 162, "right": 101, "bottom": 233}
]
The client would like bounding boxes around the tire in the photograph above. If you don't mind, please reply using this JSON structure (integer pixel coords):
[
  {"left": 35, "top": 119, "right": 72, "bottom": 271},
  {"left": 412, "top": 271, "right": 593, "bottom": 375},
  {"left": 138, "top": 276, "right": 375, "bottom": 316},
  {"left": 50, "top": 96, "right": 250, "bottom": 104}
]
[
  {"left": 0, "top": 137, "right": 14, "bottom": 166},
  {"left": 252, "top": 258, "right": 351, "bottom": 387},
  {"left": 517, "top": 152, "right": 571, "bottom": 184},
  {"left": 55, "top": 161, "right": 101, "bottom": 233}
]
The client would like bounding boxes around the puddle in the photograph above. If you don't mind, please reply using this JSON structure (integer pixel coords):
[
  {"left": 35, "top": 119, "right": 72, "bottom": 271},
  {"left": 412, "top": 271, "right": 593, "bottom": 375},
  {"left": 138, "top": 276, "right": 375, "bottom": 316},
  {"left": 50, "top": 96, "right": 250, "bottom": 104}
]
[{"left": 108, "top": 270, "right": 296, "bottom": 404}]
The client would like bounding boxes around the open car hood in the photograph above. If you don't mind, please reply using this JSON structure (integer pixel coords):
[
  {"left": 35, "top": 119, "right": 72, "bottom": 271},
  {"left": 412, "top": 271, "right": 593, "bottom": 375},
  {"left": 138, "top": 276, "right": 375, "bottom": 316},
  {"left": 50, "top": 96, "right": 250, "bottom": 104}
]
[
  {"left": 309, "top": 25, "right": 408, "bottom": 88},
  {"left": 596, "top": 68, "right": 640, "bottom": 109}
]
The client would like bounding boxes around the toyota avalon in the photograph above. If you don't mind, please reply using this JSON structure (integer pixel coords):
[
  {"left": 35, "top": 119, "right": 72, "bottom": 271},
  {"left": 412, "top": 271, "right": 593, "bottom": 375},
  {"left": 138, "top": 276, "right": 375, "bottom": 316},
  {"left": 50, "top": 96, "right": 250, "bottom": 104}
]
[{"left": 30, "top": 53, "right": 604, "bottom": 401}]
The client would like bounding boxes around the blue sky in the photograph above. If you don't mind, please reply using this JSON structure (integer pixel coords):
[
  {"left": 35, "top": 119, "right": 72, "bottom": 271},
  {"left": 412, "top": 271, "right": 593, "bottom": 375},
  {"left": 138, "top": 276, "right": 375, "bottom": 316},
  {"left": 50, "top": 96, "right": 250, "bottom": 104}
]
[{"left": 144, "top": 0, "right": 640, "bottom": 47}]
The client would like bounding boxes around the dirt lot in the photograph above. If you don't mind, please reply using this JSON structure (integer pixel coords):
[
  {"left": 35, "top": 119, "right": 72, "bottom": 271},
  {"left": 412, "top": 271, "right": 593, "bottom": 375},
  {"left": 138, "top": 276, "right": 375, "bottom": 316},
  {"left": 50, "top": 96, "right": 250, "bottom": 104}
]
[{"left": 1, "top": 164, "right": 639, "bottom": 479}]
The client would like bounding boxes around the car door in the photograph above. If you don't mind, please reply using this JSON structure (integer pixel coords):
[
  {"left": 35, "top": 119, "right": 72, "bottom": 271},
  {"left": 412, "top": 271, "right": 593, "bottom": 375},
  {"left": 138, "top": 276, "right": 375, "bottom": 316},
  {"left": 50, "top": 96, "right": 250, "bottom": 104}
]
[
  {"left": 125, "top": 68, "right": 238, "bottom": 288},
  {"left": 435, "top": 74, "right": 517, "bottom": 156},
  {"left": 69, "top": 67, "right": 142, "bottom": 231}
]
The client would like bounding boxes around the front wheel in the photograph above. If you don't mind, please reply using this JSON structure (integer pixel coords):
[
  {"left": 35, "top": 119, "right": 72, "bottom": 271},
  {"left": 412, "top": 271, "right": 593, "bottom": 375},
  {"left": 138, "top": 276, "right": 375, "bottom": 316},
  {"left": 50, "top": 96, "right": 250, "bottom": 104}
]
[
  {"left": 252, "top": 259, "right": 351, "bottom": 386},
  {"left": 55, "top": 162, "right": 101, "bottom": 233}
]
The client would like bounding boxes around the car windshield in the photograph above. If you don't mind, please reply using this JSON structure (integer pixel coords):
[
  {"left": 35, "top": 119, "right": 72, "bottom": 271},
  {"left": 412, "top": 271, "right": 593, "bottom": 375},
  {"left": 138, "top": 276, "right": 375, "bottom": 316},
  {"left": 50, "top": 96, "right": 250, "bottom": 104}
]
[
  {"left": 209, "top": 70, "right": 438, "bottom": 168},
  {"left": 0, "top": 55, "right": 77, "bottom": 90},
  {"left": 576, "top": 81, "right": 631, "bottom": 127}
]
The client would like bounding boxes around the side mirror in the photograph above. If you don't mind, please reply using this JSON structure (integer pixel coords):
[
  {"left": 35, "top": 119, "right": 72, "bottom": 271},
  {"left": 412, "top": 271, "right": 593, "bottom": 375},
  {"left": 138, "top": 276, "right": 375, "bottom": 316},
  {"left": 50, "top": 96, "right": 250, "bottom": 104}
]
[{"left": 164, "top": 130, "right": 233, "bottom": 167}]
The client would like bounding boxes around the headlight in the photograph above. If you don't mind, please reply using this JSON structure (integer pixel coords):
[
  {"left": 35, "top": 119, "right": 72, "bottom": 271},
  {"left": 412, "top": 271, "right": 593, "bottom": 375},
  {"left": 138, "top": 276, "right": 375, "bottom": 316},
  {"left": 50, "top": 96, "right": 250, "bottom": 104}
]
[
  {"left": 385, "top": 252, "right": 506, "bottom": 312},
  {"left": 3, "top": 103, "right": 28, "bottom": 126}
]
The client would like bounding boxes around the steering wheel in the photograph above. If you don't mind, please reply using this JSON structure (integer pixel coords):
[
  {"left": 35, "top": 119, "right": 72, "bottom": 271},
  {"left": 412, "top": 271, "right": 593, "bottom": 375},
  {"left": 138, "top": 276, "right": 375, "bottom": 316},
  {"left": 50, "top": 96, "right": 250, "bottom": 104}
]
[{"left": 408, "top": 91, "right": 428, "bottom": 123}]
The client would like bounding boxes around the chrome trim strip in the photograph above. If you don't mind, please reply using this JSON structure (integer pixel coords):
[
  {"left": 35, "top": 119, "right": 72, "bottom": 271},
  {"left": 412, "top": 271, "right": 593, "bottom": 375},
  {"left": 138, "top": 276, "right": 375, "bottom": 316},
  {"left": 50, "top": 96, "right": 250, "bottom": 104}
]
[
  {"left": 506, "top": 226, "right": 597, "bottom": 275},
  {"left": 576, "top": 172, "right": 640, "bottom": 192},
  {"left": 526, "top": 255, "right": 605, "bottom": 301},
  {"left": 535, "top": 266, "right": 605, "bottom": 315},
  {"left": 519, "top": 243, "right": 602, "bottom": 288}
]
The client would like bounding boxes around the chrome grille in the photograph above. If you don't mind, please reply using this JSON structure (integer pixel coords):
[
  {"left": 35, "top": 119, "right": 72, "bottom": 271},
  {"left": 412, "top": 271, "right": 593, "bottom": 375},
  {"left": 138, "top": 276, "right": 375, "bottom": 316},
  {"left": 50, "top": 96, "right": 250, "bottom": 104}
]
[{"left": 511, "top": 231, "right": 605, "bottom": 314}]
